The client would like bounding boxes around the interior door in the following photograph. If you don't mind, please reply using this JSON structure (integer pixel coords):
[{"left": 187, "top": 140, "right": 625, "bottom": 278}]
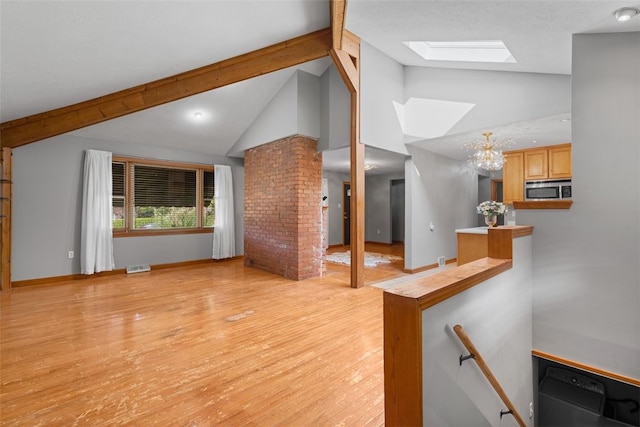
[{"left": 343, "top": 182, "right": 350, "bottom": 245}]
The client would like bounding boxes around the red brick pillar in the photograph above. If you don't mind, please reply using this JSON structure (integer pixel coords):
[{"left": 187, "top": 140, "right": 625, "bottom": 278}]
[{"left": 244, "top": 136, "right": 323, "bottom": 280}]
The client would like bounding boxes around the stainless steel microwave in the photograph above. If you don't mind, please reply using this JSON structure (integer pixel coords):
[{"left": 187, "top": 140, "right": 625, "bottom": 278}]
[{"left": 525, "top": 179, "right": 572, "bottom": 200}]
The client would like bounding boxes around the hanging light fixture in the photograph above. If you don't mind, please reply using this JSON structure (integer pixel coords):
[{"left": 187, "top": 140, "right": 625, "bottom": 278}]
[{"left": 464, "top": 132, "right": 513, "bottom": 171}]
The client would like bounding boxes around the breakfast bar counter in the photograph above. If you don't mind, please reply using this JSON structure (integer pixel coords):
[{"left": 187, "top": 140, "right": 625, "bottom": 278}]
[{"left": 456, "top": 225, "right": 532, "bottom": 265}]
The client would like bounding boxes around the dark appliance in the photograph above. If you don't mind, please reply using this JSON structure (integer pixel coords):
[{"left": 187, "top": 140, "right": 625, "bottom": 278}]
[{"left": 538, "top": 367, "right": 633, "bottom": 426}]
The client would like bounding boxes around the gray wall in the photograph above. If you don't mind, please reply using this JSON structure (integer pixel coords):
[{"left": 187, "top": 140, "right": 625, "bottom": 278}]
[
  {"left": 226, "top": 71, "right": 298, "bottom": 157},
  {"left": 227, "top": 69, "right": 320, "bottom": 157},
  {"left": 323, "top": 170, "right": 405, "bottom": 247},
  {"left": 319, "top": 63, "right": 367, "bottom": 247},
  {"left": 422, "top": 235, "right": 533, "bottom": 425},
  {"left": 405, "top": 149, "right": 479, "bottom": 270},
  {"left": 360, "top": 41, "right": 406, "bottom": 154},
  {"left": 391, "top": 179, "right": 405, "bottom": 242},
  {"left": 520, "top": 32, "right": 640, "bottom": 380},
  {"left": 296, "top": 70, "right": 321, "bottom": 138},
  {"left": 359, "top": 42, "right": 480, "bottom": 269},
  {"left": 404, "top": 67, "right": 571, "bottom": 134},
  {"left": 323, "top": 170, "right": 349, "bottom": 246},
  {"left": 318, "top": 65, "right": 350, "bottom": 152},
  {"left": 365, "top": 173, "right": 404, "bottom": 244},
  {"left": 12, "top": 135, "right": 244, "bottom": 282}
]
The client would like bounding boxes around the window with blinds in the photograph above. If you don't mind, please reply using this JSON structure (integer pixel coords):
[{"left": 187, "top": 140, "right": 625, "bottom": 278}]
[
  {"left": 203, "top": 170, "right": 214, "bottom": 227},
  {"left": 112, "top": 157, "right": 214, "bottom": 234}
]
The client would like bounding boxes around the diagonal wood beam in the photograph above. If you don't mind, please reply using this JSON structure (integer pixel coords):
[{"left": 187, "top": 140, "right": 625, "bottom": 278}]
[
  {"left": 330, "top": 0, "right": 347, "bottom": 50},
  {"left": 338, "top": 29, "right": 360, "bottom": 60},
  {"left": 329, "top": 48, "right": 358, "bottom": 93},
  {"left": 0, "top": 28, "right": 332, "bottom": 149}
]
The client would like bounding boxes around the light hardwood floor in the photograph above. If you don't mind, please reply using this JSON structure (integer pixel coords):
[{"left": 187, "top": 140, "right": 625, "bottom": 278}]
[{"left": 1, "top": 244, "right": 405, "bottom": 426}]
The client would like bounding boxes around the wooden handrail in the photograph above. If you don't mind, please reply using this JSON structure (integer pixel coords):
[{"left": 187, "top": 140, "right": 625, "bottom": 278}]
[{"left": 453, "top": 324, "right": 527, "bottom": 427}]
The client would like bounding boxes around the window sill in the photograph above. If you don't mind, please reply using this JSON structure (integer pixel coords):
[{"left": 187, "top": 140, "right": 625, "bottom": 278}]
[
  {"left": 114, "top": 228, "right": 214, "bottom": 238},
  {"left": 512, "top": 200, "right": 572, "bottom": 210}
]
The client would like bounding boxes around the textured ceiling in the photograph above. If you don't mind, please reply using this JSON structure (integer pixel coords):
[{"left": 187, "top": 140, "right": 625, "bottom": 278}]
[
  {"left": 1, "top": 1, "right": 638, "bottom": 173},
  {"left": 347, "top": 0, "right": 639, "bottom": 75}
]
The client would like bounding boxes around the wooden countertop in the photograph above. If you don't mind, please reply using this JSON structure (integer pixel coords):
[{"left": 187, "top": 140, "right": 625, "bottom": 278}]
[
  {"left": 384, "top": 257, "right": 512, "bottom": 309},
  {"left": 383, "top": 225, "right": 534, "bottom": 427},
  {"left": 456, "top": 225, "right": 533, "bottom": 235},
  {"left": 386, "top": 225, "right": 534, "bottom": 309}
]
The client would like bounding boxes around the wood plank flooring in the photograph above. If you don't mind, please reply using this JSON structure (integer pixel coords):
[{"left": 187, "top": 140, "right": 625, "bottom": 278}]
[{"left": 1, "top": 244, "right": 405, "bottom": 426}]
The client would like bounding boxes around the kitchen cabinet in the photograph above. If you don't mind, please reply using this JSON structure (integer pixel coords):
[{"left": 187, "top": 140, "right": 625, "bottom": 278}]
[
  {"left": 504, "top": 144, "right": 572, "bottom": 206},
  {"left": 503, "top": 151, "right": 524, "bottom": 204},
  {"left": 524, "top": 143, "right": 572, "bottom": 180},
  {"left": 524, "top": 149, "right": 548, "bottom": 180},
  {"left": 548, "top": 144, "right": 572, "bottom": 178}
]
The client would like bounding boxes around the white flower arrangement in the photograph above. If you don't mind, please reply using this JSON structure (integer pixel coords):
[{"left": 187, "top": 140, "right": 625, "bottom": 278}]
[{"left": 476, "top": 200, "right": 507, "bottom": 217}]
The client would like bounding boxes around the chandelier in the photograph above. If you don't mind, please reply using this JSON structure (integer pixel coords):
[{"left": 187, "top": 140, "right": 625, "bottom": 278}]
[{"left": 464, "top": 132, "right": 512, "bottom": 171}]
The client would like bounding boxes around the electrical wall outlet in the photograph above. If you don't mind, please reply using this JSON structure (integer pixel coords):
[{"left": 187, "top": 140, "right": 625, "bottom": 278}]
[
  {"left": 438, "top": 256, "right": 445, "bottom": 267},
  {"left": 68, "top": 250, "right": 74, "bottom": 259}
]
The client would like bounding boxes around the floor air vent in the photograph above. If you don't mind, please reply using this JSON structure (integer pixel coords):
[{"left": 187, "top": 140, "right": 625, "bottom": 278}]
[{"left": 126, "top": 264, "right": 151, "bottom": 274}]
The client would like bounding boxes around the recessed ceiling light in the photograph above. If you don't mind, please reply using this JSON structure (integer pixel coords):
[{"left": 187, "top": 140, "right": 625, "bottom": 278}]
[
  {"left": 531, "top": 140, "right": 537, "bottom": 144},
  {"left": 186, "top": 110, "right": 211, "bottom": 123},
  {"left": 404, "top": 40, "right": 516, "bottom": 63},
  {"left": 613, "top": 7, "right": 639, "bottom": 22},
  {"left": 560, "top": 118, "right": 570, "bottom": 122}
]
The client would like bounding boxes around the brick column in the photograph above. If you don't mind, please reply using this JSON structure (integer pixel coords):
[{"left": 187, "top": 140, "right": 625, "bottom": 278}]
[{"left": 244, "top": 135, "right": 324, "bottom": 280}]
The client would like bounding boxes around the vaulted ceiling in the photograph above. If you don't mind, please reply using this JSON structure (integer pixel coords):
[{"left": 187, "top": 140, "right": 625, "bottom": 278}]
[{"left": 1, "top": 1, "right": 638, "bottom": 172}]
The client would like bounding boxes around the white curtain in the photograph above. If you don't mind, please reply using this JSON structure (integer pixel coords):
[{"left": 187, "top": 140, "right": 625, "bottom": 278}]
[
  {"left": 212, "top": 164, "right": 236, "bottom": 259},
  {"left": 81, "top": 149, "right": 115, "bottom": 274}
]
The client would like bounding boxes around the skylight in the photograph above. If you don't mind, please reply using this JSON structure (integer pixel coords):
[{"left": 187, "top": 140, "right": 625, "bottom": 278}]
[
  {"left": 392, "top": 98, "right": 475, "bottom": 141},
  {"left": 404, "top": 40, "right": 516, "bottom": 63}
]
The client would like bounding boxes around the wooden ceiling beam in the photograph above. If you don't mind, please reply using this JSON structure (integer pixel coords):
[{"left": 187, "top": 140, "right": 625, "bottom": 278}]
[
  {"left": 0, "top": 28, "right": 332, "bottom": 149},
  {"left": 330, "top": 0, "right": 347, "bottom": 50}
]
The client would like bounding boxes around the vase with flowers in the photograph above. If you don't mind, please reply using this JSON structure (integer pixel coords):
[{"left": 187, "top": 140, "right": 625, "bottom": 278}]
[{"left": 476, "top": 200, "right": 507, "bottom": 227}]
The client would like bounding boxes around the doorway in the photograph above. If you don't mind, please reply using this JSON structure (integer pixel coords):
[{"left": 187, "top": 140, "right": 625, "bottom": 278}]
[
  {"left": 391, "top": 179, "right": 405, "bottom": 243},
  {"left": 478, "top": 176, "right": 505, "bottom": 226},
  {"left": 491, "top": 179, "right": 504, "bottom": 225},
  {"left": 342, "top": 182, "right": 350, "bottom": 245}
]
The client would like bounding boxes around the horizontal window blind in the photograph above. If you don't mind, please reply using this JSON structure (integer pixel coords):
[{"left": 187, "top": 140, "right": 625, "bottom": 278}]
[
  {"left": 112, "top": 162, "right": 126, "bottom": 230},
  {"left": 203, "top": 170, "right": 215, "bottom": 227},
  {"left": 133, "top": 166, "right": 197, "bottom": 229},
  {"left": 111, "top": 157, "right": 214, "bottom": 233}
]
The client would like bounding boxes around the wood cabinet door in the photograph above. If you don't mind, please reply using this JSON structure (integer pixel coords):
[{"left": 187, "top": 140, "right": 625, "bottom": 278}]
[
  {"left": 524, "top": 149, "right": 548, "bottom": 180},
  {"left": 549, "top": 144, "right": 572, "bottom": 178},
  {"left": 503, "top": 151, "right": 524, "bottom": 204}
]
